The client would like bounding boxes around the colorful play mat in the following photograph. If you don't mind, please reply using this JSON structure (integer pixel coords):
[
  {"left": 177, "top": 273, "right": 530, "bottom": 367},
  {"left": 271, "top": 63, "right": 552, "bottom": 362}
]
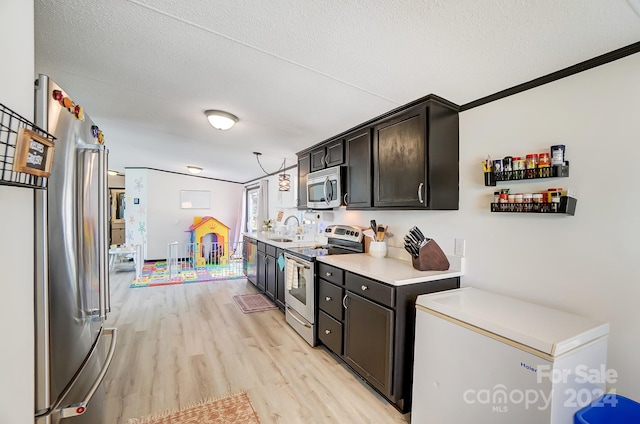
[{"left": 131, "top": 259, "right": 245, "bottom": 288}]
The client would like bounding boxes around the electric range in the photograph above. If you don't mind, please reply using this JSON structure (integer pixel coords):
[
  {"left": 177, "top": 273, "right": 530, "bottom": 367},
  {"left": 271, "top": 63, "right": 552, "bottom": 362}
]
[{"left": 285, "top": 225, "right": 365, "bottom": 261}]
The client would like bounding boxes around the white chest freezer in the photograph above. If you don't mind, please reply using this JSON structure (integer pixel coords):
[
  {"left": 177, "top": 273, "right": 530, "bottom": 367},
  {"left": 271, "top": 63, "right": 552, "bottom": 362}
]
[{"left": 411, "top": 287, "right": 609, "bottom": 424}]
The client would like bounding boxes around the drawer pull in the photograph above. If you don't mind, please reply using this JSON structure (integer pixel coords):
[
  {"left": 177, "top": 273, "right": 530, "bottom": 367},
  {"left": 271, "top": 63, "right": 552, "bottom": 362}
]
[
  {"left": 361, "top": 285, "right": 368, "bottom": 291},
  {"left": 325, "top": 296, "right": 332, "bottom": 301},
  {"left": 325, "top": 329, "right": 331, "bottom": 335},
  {"left": 326, "top": 272, "right": 332, "bottom": 277}
]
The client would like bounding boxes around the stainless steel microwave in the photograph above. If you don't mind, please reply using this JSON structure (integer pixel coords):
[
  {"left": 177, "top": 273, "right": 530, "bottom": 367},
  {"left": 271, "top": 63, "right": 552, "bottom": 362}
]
[{"left": 306, "top": 166, "right": 344, "bottom": 209}]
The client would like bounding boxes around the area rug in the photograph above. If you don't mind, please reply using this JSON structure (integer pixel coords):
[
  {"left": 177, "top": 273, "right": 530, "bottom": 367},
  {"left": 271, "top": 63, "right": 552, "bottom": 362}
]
[
  {"left": 131, "top": 259, "right": 246, "bottom": 288},
  {"left": 128, "top": 391, "right": 260, "bottom": 424},
  {"left": 233, "top": 294, "right": 278, "bottom": 313}
]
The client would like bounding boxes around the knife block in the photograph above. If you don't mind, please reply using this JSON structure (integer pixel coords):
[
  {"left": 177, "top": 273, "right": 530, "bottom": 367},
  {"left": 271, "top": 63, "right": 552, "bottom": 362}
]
[{"left": 411, "top": 239, "right": 450, "bottom": 271}]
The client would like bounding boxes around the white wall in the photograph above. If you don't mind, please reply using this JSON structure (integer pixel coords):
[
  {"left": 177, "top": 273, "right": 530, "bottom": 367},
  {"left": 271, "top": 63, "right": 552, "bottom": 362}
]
[
  {"left": 126, "top": 169, "right": 244, "bottom": 259},
  {"left": 313, "top": 52, "right": 640, "bottom": 400},
  {"left": 0, "top": 1, "right": 35, "bottom": 423}
]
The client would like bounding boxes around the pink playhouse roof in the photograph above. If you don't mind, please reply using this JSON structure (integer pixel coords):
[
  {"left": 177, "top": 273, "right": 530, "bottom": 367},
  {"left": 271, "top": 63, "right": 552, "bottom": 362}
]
[{"left": 188, "top": 216, "right": 230, "bottom": 232}]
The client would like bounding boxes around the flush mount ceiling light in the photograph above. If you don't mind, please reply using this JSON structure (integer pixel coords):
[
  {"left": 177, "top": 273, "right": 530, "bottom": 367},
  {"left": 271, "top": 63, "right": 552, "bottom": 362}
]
[
  {"left": 187, "top": 166, "right": 203, "bottom": 174},
  {"left": 205, "top": 110, "right": 238, "bottom": 130},
  {"left": 107, "top": 170, "right": 119, "bottom": 176}
]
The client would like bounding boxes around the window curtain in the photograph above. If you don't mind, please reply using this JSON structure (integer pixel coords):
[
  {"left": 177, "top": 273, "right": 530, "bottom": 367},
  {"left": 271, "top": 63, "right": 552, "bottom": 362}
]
[
  {"left": 233, "top": 187, "right": 248, "bottom": 248},
  {"left": 257, "top": 179, "right": 269, "bottom": 231}
]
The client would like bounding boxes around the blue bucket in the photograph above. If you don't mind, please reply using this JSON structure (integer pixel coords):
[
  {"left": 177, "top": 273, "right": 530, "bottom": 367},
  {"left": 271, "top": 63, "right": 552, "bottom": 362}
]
[{"left": 575, "top": 394, "right": 640, "bottom": 423}]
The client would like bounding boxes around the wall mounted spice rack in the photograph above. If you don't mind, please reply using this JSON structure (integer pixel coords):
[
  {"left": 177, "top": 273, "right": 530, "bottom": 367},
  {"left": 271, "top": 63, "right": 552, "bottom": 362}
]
[
  {"left": 490, "top": 196, "right": 577, "bottom": 215},
  {"left": 484, "top": 163, "right": 569, "bottom": 186}
]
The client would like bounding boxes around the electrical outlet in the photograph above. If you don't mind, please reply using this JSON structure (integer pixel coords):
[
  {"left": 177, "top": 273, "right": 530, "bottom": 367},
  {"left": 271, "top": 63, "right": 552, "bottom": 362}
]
[{"left": 454, "top": 238, "right": 466, "bottom": 256}]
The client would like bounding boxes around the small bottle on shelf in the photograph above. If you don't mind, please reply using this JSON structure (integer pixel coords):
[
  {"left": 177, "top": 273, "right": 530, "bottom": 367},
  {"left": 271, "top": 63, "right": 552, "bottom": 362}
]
[
  {"left": 538, "top": 152, "right": 551, "bottom": 177},
  {"left": 525, "top": 154, "right": 538, "bottom": 178}
]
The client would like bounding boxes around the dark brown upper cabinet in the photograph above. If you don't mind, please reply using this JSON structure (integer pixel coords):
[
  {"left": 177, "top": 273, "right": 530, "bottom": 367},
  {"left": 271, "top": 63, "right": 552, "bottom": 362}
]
[
  {"left": 345, "top": 128, "right": 372, "bottom": 209},
  {"left": 373, "top": 99, "right": 459, "bottom": 209},
  {"left": 310, "top": 139, "right": 345, "bottom": 172},
  {"left": 297, "top": 152, "right": 310, "bottom": 210},
  {"left": 297, "top": 94, "right": 459, "bottom": 211}
]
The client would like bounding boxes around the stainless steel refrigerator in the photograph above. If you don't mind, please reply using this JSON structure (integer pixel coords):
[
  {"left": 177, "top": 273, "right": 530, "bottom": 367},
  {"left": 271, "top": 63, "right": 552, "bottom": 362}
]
[{"left": 34, "top": 75, "right": 117, "bottom": 424}]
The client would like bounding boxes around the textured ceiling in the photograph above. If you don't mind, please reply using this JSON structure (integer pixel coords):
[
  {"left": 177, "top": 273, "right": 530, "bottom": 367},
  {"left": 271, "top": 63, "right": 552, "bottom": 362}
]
[{"left": 34, "top": 0, "right": 640, "bottom": 183}]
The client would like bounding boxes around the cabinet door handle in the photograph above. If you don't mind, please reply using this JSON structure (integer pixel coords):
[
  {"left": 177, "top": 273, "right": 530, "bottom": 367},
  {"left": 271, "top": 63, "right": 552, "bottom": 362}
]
[
  {"left": 326, "top": 272, "right": 332, "bottom": 277},
  {"left": 324, "top": 153, "right": 329, "bottom": 166},
  {"left": 418, "top": 182, "right": 424, "bottom": 204},
  {"left": 343, "top": 294, "right": 348, "bottom": 309},
  {"left": 343, "top": 192, "right": 348, "bottom": 205},
  {"left": 325, "top": 329, "right": 331, "bottom": 335},
  {"left": 325, "top": 296, "right": 332, "bottom": 301},
  {"left": 361, "top": 285, "right": 368, "bottom": 291}
]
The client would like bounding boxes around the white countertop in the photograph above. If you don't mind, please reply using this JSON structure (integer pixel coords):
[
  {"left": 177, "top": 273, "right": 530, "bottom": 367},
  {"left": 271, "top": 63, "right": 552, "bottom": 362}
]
[
  {"left": 317, "top": 254, "right": 465, "bottom": 287},
  {"left": 243, "top": 232, "right": 321, "bottom": 249}
]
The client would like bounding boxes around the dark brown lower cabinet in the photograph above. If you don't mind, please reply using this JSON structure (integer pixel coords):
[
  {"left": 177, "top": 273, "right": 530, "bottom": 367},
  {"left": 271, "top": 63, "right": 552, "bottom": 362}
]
[
  {"left": 315, "top": 263, "right": 460, "bottom": 413},
  {"left": 265, "top": 253, "right": 276, "bottom": 300},
  {"left": 256, "top": 247, "right": 266, "bottom": 291},
  {"left": 318, "top": 311, "right": 342, "bottom": 355},
  {"left": 275, "top": 248, "right": 285, "bottom": 310},
  {"left": 343, "top": 292, "right": 394, "bottom": 399},
  {"left": 257, "top": 243, "right": 280, "bottom": 310}
]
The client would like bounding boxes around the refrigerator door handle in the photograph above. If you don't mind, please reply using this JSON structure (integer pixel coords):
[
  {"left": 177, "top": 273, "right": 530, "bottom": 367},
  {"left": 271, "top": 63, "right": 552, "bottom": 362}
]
[
  {"left": 59, "top": 328, "right": 117, "bottom": 419},
  {"left": 78, "top": 144, "right": 110, "bottom": 319},
  {"left": 34, "top": 327, "right": 117, "bottom": 420},
  {"left": 98, "top": 146, "right": 110, "bottom": 316}
]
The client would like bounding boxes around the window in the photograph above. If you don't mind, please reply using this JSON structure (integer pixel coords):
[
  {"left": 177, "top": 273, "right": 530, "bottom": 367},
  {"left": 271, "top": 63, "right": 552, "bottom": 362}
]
[{"left": 245, "top": 185, "right": 259, "bottom": 232}]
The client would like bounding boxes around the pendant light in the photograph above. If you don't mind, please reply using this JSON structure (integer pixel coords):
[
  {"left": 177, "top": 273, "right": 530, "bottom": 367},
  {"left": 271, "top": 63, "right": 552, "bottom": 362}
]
[
  {"left": 279, "top": 169, "right": 291, "bottom": 191},
  {"left": 254, "top": 152, "right": 290, "bottom": 191}
]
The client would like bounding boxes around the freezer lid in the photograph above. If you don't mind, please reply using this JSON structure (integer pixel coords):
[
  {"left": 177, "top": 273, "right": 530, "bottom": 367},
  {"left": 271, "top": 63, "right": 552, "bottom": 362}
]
[{"left": 416, "top": 287, "right": 609, "bottom": 357}]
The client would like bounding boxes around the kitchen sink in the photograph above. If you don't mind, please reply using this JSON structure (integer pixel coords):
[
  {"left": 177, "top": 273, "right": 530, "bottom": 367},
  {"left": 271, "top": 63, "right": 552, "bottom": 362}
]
[{"left": 269, "top": 238, "right": 293, "bottom": 243}]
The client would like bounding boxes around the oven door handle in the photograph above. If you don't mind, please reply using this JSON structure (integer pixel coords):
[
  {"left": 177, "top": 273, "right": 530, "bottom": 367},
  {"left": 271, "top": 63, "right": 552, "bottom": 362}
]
[
  {"left": 286, "top": 306, "right": 312, "bottom": 328},
  {"left": 285, "top": 256, "right": 311, "bottom": 269}
]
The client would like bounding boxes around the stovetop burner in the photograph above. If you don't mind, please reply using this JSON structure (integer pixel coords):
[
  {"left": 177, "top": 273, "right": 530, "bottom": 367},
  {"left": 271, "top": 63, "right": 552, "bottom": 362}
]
[
  {"left": 285, "top": 225, "right": 364, "bottom": 261},
  {"left": 286, "top": 246, "right": 329, "bottom": 260}
]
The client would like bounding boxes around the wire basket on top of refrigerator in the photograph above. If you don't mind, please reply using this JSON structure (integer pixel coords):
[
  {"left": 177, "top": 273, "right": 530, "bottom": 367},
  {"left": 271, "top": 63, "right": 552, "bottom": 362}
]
[{"left": 0, "top": 102, "right": 55, "bottom": 189}]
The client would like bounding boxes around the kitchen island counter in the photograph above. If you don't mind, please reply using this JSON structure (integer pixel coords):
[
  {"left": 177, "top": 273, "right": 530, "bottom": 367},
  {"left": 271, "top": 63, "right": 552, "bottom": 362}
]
[{"left": 316, "top": 253, "right": 464, "bottom": 286}]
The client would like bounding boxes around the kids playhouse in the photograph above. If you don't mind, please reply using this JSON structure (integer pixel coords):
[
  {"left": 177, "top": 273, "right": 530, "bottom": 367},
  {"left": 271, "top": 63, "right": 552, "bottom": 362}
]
[{"left": 188, "top": 216, "right": 230, "bottom": 266}]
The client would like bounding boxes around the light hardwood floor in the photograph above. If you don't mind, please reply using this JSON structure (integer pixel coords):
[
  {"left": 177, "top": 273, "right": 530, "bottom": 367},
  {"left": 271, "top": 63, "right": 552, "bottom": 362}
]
[{"left": 103, "top": 269, "right": 410, "bottom": 423}]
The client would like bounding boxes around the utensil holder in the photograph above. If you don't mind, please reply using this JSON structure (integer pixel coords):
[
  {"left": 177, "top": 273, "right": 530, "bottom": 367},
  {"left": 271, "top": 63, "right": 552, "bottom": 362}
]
[
  {"left": 369, "top": 240, "right": 387, "bottom": 258},
  {"left": 411, "top": 239, "right": 449, "bottom": 271}
]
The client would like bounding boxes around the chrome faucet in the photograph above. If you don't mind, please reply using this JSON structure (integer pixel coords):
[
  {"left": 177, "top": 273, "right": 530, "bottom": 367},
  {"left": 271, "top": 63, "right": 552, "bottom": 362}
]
[{"left": 284, "top": 215, "right": 300, "bottom": 227}]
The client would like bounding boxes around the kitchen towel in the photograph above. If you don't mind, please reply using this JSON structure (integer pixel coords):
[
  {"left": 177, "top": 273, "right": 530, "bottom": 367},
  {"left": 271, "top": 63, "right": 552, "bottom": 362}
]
[{"left": 285, "top": 259, "right": 298, "bottom": 289}]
